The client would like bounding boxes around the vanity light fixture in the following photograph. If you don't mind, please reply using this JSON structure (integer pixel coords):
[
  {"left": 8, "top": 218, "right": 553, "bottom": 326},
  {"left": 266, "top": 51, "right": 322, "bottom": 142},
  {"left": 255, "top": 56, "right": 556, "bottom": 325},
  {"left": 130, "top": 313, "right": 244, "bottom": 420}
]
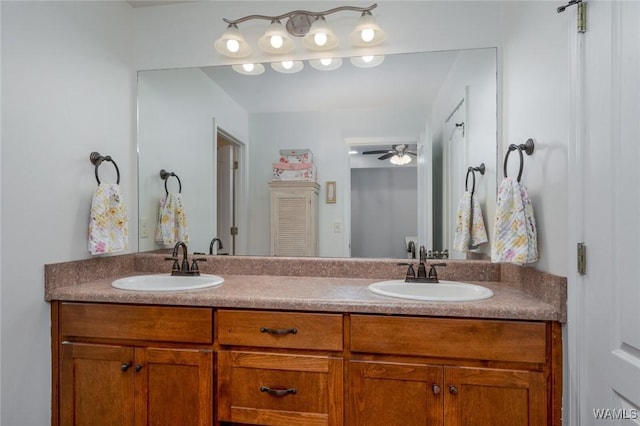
[
  {"left": 348, "top": 11, "right": 387, "bottom": 47},
  {"left": 271, "top": 60, "right": 304, "bottom": 74},
  {"left": 390, "top": 154, "right": 412, "bottom": 165},
  {"left": 309, "top": 57, "right": 343, "bottom": 71},
  {"left": 215, "top": 3, "right": 386, "bottom": 57},
  {"left": 350, "top": 55, "right": 385, "bottom": 68},
  {"left": 214, "top": 24, "right": 252, "bottom": 58}
]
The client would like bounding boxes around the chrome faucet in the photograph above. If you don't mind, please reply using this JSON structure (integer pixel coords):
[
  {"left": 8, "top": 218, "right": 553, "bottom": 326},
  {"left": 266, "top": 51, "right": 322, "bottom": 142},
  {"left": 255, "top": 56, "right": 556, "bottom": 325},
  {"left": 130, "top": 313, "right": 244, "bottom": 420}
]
[
  {"left": 165, "top": 241, "right": 205, "bottom": 276},
  {"left": 209, "top": 238, "right": 223, "bottom": 255}
]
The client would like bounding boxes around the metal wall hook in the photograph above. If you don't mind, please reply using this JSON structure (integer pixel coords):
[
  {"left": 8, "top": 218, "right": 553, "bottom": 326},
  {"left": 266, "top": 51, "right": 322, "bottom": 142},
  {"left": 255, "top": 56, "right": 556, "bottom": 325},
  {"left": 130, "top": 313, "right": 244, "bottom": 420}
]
[
  {"left": 159, "top": 169, "right": 182, "bottom": 195},
  {"left": 90, "top": 151, "right": 120, "bottom": 185},
  {"left": 465, "top": 163, "right": 485, "bottom": 195}
]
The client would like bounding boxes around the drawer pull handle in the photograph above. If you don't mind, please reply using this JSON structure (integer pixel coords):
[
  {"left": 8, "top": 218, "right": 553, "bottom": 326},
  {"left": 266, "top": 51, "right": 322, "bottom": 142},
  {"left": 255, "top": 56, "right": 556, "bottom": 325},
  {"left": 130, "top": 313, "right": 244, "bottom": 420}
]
[
  {"left": 432, "top": 384, "right": 441, "bottom": 394},
  {"left": 121, "top": 363, "right": 131, "bottom": 372},
  {"left": 449, "top": 385, "right": 458, "bottom": 395},
  {"left": 135, "top": 364, "right": 144, "bottom": 373},
  {"left": 260, "top": 327, "right": 298, "bottom": 335},
  {"left": 260, "top": 386, "right": 297, "bottom": 396}
]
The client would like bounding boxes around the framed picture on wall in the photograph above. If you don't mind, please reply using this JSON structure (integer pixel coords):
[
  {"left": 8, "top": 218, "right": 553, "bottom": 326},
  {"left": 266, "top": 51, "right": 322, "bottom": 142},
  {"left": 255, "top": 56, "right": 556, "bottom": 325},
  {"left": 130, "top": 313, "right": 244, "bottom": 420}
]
[{"left": 326, "top": 181, "right": 336, "bottom": 204}]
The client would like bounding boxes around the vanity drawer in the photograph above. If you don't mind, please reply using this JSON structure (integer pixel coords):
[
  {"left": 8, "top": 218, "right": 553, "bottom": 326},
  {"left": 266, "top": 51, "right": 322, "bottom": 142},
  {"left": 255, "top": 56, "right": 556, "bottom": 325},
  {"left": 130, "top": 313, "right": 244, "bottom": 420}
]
[
  {"left": 350, "top": 315, "right": 547, "bottom": 364},
  {"left": 217, "top": 350, "right": 343, "bottom": 426},
  {"left": 59, "top": 302, "right": 213, "bottom": 344},
  {"left": 217, "top": 310, "right": 343, "bottom": 351}
]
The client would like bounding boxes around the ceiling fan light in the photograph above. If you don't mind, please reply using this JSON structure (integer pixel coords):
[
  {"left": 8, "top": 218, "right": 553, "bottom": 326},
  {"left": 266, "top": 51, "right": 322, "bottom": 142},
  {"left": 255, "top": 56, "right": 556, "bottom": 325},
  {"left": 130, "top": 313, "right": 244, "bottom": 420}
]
[
  {"left": 215, "top": 24, "right": 252, "bottom": 58},
  {"left": 302, "top": 16, "right": 339, "bottom": 51},
  {"left": 348, "top": 11, "right": 387, "bottom": 47},
  {"left": 309, "top": 57, "right": 343, "bottom": 71},
  {"left": 258, "top": 20, "right": 295, "bottom": 54},
  {"left": 232, "top": 63, "right": 265, "bottom": 75},
  {"left": 350, "top": 55, "right": 385, "bottom": 68},
  {"left": 390, "top": 154, "right": 412, "bottom": 165}
]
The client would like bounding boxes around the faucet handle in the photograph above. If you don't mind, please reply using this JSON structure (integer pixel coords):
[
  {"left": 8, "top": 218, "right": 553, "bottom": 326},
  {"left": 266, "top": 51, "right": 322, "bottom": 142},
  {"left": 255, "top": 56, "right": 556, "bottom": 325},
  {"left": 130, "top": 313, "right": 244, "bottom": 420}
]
[
  {"left": 164, "top": 257, "right": 180, "bottom": 273},
  {"left": 190, "top": 258, "right": 207, "bottom": 274},
  {"left": 397, "top": 262, "right": 416, "bottom": 279},
  {"left": 427, "top": 263, "right": 447, "bottom": 281}
]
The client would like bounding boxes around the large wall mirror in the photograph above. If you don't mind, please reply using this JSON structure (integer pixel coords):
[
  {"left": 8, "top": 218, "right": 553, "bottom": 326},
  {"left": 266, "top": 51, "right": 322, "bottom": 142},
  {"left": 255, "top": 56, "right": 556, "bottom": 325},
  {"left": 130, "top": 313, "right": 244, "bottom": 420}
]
[{"left": 137, "top": 47, "right": 497, "bottom": 259}]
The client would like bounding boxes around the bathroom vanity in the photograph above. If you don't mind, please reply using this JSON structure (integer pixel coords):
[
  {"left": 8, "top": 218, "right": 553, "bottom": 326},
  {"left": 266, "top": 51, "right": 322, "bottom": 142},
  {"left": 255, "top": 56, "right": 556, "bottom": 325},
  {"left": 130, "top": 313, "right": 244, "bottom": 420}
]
[{"left": 47, "top": 254, "right": 564, "bottom": 426}]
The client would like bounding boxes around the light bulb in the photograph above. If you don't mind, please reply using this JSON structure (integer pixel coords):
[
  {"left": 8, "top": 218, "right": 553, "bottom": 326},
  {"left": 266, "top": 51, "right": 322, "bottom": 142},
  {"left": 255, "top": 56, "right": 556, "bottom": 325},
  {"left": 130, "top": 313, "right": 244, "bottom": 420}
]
[
  {"left": 320, "top": 58, "right": 333, "bottom": 66},
  {"left": 282, "top": 61, "right": 293, "bottom": 70},
  {"left": 226, "top": 39, "right": 240, "bottom": 53},
  {"left": 242, "top": 63, "right": 255, "bottom": 72},
  {"left": 361, "top": 28, "right": 375, "bottom": 42},
  {"left": 314, "top": 32, "right": 328, "bottom": 47},
  {"left": 362, "top": 55, "right": 374, "bottom": 63},
  {"left": 270, "top": 35, "right": 283, "bottom": 49}
]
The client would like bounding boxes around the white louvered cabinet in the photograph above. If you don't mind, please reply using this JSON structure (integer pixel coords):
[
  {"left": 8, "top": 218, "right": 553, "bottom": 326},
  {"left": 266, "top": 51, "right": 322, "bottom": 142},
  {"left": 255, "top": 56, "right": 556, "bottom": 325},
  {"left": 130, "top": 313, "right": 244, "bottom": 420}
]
[{"left": 269, "top": 181, "right": 320, "bottom": 256}]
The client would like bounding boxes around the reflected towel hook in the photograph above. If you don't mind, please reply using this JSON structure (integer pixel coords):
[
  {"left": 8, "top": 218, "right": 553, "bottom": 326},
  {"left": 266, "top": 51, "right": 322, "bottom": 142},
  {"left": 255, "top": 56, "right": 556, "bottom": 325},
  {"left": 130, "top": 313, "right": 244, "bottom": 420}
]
[
  {"left": 465, "top": 163, "right": 485, "bottom": 195},
  {"left": 159, "top": 169, "right": 182, "bottom": 196},
  {"left": 90, "top": 152, "right": 120, "bottom": 185},
  {"left": 503, "top": 139, "right": 535, "bottom": 182}
]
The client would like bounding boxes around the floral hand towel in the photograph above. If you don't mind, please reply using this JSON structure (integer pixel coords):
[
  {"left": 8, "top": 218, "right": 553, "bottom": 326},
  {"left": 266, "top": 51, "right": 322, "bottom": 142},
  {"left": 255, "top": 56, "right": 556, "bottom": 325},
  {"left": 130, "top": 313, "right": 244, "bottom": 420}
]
[
  {"left": 453, "top": 191, "right": 488, "bottom": 252},
  {"left": 491, "top": 177, "right": 538, "bottom": 264},
  {"left": 155, "top": 192, "right": 189, "bottom": 247},
  {"left": 88, "top": 183, "right": 128, "bottom": 255}
]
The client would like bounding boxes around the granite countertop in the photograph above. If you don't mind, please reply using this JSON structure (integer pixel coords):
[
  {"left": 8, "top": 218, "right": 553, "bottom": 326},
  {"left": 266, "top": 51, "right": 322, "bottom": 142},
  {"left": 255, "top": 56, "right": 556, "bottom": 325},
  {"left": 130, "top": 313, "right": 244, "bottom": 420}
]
[
  {"left": 48, "top": 274, "right": 561, "bottom": 321},
  {"left": 45, "top": 254, "right": 567, "bottom": 322}
]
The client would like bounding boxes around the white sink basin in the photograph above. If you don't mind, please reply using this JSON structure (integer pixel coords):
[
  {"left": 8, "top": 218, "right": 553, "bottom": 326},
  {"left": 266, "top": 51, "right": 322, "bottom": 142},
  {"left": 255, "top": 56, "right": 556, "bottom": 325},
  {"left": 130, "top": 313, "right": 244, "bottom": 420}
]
[
  {"left": 368, "top": 280, "right": 493, "bottom": 302},
  {"left": 111, "top": 274, "right": 224, "bottom": 292}
]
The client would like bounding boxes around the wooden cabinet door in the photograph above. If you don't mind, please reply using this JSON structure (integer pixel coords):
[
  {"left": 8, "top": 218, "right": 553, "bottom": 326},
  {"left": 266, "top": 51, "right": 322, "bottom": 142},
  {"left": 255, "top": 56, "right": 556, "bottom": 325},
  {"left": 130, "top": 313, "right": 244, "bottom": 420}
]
[
  {"left": 444, "top": 367, "right": 546, "bottom": 426},
  {"left": 60, "top": 342, "right": 135, "bottom": 426},
  {"left": 348, "top": 360, "right": 444, "bottom": 426},
  {"left": 136, "top": 348, "right": 214, "bottom": 426}
]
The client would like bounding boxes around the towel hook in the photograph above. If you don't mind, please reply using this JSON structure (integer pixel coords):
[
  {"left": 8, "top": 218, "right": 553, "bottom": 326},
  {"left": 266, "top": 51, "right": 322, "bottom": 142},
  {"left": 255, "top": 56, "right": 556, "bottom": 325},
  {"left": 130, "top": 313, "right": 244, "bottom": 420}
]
[
  {"left": 465, "top": 163, "right": 485, "bottom": 195},
  {"left": 90, "top": 152, "right": 120, "bottom": 185},
  {"left": 159, "top": 169, "right": 182, "bottom": 196},
  {"left": 503, "top": 139, "right": 535, "bottom": 182}
]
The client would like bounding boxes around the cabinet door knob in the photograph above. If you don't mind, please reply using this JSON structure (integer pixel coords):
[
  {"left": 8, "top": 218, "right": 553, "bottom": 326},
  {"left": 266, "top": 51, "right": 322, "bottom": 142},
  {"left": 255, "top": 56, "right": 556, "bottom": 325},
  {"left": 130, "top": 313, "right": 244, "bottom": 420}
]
[
  {"left": 432, "top": 384, "right": 441, "bottom": 394},
  {"left": 135, "top": 364, "right": 143, "bottom": 373},
  {"left": 120, "top": 363, "right": 131, "bottom": 372},
  {"left": 449, "top": 385, "right": 458, "bottom": 395},
  {"left": 259, "top": 386, "right": 297, "bottom": 396},
  {"left": 260, "top": 327, "right": 298, "bottom": 335}
]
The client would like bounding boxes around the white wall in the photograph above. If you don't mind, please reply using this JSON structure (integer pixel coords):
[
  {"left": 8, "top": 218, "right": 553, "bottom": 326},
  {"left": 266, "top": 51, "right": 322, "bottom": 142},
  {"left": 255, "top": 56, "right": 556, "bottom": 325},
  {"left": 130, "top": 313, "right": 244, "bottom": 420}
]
[
  {"left": 137, "top": 68, "right": 249, "bottom": 254},
  {"left": 249, "top": 106, "right": 427, "bottom": 257},
  {"left": 0, "top": 2, "right": 135, "bottom": 424},
  {"left": 502, "top": 2, "right": 569, "bottom": 276}
]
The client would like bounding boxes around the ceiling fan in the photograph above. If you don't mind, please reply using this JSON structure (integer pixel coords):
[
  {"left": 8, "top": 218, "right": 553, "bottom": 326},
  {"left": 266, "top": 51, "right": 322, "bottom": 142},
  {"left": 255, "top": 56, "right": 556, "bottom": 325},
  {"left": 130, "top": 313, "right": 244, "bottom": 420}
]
[{"left": 361, "top": 144, "right": 418, "bottom": 161}]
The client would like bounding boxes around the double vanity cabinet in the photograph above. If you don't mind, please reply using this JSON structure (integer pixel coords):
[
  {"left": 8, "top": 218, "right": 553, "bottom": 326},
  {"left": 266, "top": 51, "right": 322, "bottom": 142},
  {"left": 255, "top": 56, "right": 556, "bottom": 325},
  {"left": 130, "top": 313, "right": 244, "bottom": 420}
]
[{"left": 51, "top": 300, "right": 562, "bottom": 426}]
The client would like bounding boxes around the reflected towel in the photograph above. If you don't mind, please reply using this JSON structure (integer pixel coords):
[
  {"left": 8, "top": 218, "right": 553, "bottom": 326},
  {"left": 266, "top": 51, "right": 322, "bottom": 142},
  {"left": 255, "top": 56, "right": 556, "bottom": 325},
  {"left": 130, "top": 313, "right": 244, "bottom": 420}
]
[
  {"left": 88, "top": 183, "right": 128, "bottom": 255},
  {"left": 155, "top": 192, "right": 189, "bottom": 247},
  {"left": 491, "top": 177, "right": 538, "bottom": 264},
  {"left": 453, "top": 191, "right": 488, "bottom": 252}
]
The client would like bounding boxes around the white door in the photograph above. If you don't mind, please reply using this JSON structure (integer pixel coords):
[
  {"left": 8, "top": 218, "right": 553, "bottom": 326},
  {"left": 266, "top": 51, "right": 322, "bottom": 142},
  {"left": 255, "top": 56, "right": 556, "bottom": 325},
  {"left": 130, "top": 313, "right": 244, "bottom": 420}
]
[
  {"left": 573, "top": 1, "right": 640, "bottom": 424},
  {"left": 443, "top": 100, "right": 466, "bottom": 259}
]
